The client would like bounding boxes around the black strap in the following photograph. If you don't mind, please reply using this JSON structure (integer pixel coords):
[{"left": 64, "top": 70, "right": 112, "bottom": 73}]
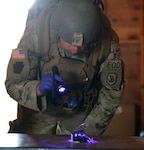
[{"left": 93, "top": 0, "right": 104, "bottom": 11}]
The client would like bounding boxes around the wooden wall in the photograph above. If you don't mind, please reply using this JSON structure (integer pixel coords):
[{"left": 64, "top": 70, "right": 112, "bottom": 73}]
[{"left": 103, "top": 0, "right": 144, "bottom": 135}]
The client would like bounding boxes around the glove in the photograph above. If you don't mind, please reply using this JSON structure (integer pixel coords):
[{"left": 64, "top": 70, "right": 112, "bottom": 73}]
[{"left": 38, "top": 73, "right": 63, "bottom": 95}]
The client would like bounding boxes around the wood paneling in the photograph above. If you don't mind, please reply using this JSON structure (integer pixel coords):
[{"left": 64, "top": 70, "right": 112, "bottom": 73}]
[
  {"left": 103, "top": 0, "right": 144, "bottom": 135},
  {"left": 105, "top": 0, "right": 143, "bottom": 44},
  {"left": 140, "top": 0, "right": 144, "bottom": 132}
]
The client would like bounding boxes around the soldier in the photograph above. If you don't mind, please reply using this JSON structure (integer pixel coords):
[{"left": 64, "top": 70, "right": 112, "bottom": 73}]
[{"left": 5, "top": 0, "right": 125, "bottom": 136}]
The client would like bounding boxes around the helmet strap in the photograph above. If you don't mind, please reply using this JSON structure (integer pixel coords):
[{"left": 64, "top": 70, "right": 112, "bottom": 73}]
[{"left": 92, "top": 0, "right": 104, "bottom": 11}]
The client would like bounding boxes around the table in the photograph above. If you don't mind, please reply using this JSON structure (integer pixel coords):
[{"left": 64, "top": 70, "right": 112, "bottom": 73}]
[{"left": 0, "top": 134, "right": 144, "bottom": 150}]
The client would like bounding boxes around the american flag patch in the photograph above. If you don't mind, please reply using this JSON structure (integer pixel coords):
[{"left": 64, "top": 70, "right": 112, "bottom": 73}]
[{"left": 12, "top": 49, "right": 25, "bottom": 59}]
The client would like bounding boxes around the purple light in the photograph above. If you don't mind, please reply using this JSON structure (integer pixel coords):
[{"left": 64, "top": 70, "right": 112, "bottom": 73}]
[
  {"left": 58, "top": 85, "right": 66, "bottom": 93},
  {"left": 87, "top": 137, "right": 97, "bottom": 144},
  {"left": 40, "top": 139, "right": 67, "bottom": 148},
  {"left": 71, "top": 131, "right": 97, "bottom": 144}
]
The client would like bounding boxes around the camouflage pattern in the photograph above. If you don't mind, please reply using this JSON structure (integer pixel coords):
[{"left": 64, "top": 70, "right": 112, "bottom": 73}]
[{"left": 5, "top": 0, "right": 124, "bottom": 135}]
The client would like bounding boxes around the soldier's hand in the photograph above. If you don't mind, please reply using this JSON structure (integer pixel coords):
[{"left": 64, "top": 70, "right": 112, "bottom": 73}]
[{"left": 38, "top": 73, "right": 63, "bottom": 95}]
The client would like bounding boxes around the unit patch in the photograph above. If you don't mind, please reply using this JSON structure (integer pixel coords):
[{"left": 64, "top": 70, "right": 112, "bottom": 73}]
[
  {"left": 100, "top": 59, "right": 123, "bottom": 90},
  {"left": 13, "top": 62, "right": 24, "bottom": 74},
  {"left": 107, "top": 73, "right": 118, "bottom": 85}
]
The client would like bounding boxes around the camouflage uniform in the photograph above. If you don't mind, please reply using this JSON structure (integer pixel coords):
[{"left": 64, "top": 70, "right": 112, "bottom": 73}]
[{"left": 5, "top": 0, "right": 124, "bottom": 136}]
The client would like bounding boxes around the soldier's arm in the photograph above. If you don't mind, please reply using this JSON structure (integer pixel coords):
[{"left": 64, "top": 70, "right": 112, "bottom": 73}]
[
  {"left": 83, "top": 38, "right": 125, "bottom": 136},
  {"left": 5, "top": 47, "right": 48, "bottom": 112}
]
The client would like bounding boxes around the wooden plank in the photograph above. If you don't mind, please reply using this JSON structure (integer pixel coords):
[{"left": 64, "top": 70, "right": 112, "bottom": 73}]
[
  {"left": 121, "top": 44, "right": 141, "bottom": 105},
  {"left": 107, "top": 0, "right": 142, "bottom": 26},
  {"left": 106, "top": 0, "right": 143, "bottom": 43},
  {"left": 113, "top": 26, "right": 141, "bottom": 43},
  {"left": 140, "top": 0, "right": 144, "bottom": 131},
  {"left": 0, "top": 134, "right": 144, "bottom": 149}
]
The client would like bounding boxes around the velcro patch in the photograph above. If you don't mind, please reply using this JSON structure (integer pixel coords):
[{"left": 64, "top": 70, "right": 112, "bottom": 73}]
[
  {"left": 13, "top": 62, "right": 24, "bottom": 74},
  {"left": 100, "top": 59, "right": 123, "bottom": 90},
  {"left": 12, "top": 48, "right": 25, "bottom": 60},
  {"left": 107, "top": 73, "right": 117, "bottom": 85}
]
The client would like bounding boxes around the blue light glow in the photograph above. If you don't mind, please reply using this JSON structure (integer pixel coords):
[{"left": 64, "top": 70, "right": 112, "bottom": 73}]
[
  {"left": 58, "top": 85, "right": 66, "bottom": 93},
  {"left": 71, "top": 130, "right": 98, "bottom": 144}
]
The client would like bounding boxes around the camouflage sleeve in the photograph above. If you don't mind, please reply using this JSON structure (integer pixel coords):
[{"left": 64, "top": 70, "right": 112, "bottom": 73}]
[
  {"left": 5, "top": 2, "right": 49, "bottom": 112},
  {"left": 5, "top": 47, "right": 47, "bottom": 112},
  {"left": 5, "top": 0, "right": 58, "bottom": 112},
  {"left": 83, "top": 36, "right": 125, "bottom": 136}
]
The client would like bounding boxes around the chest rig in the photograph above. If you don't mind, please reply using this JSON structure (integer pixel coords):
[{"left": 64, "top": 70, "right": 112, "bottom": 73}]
[
  {"left": 39, "top": 38, "right": 110, "bottom": 114},
  {"left": 35, "top": 6, "right": 111, "bottom": 114}
]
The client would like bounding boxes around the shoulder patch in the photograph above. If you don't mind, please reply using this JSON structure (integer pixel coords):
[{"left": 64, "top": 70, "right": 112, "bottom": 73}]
[
  {"left": 12, "top": 48, "right": 25, "bottom": 60},
  {"left": 100, "top": 59, "right": 124, "bottom": 90}
]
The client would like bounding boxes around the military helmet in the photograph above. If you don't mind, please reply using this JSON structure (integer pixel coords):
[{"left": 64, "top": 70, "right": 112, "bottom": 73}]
[{"left": 52, "top": 0, "right": 100, "bottom": 46}]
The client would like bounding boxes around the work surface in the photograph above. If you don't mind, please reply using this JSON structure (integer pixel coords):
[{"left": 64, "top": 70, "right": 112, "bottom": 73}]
[{"left": 0, "top": 134, "right": 144, "bottom": 150}]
